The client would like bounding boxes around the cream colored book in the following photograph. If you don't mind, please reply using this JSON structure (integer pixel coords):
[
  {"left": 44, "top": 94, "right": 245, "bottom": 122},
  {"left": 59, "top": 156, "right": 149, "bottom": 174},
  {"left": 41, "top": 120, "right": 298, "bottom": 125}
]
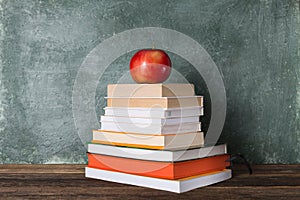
[
  {"left": 92, "top": 130, "right": 204, "bottom": 150},
  {"left": 105, "top": 96, "right": 203, "bottom": 108},
  {"left": 107, "top": 84, "right": 195, "bottom": 97}
]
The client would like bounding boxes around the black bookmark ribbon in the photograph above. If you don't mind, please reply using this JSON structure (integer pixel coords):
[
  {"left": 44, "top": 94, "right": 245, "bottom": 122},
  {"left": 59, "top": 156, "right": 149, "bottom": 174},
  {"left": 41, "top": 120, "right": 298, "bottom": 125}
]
[{"left": 226, "top": 154, "right": 253, "bottom": 175}]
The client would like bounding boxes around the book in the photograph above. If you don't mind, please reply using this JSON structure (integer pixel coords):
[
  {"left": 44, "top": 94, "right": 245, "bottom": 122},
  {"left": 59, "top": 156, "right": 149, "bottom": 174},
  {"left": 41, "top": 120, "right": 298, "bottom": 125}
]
[
  {"left": 100, "top": 121, "right": 201, "bottom": 135},
  {"left": 88, "top": 153, "right": 230, "bottom": 180},
  {"left": 104, "top": 106, "right": 204, "bottom": 118},
  {"left": 92, "top": 130, "right": 204, "bottom": 150},
  {"left": 85, "top": 167, "right": 232, "bottom": 193},
  {"left": 100, "top": 115, "right": 200, "bottom": 125},
  {"left": 106, "top": 96, "right": 203, "bottom": 108},
  {"left": 88, "top": 143, "right": 227, "bottom": 162},
  {"left": 107, "top": 84, "right": 195, "bottom": 97}
]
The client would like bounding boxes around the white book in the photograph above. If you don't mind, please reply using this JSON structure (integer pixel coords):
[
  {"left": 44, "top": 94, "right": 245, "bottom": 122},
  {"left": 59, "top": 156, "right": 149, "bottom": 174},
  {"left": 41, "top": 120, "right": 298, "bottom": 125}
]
[
  {"left": 85, "top": 167, "right": 232, "bottom": 193},
  {"left": 100, "top": 121, "right": 201, "bottom": 135},
  {"left": 88, "top": 143, "right": 227, "bottom": 162},
  {"left": 100, "top": 115, "right": 199, "bottom": 125},
  {"left": 104, "top": 106, "right": 204, "bottom": 118}
]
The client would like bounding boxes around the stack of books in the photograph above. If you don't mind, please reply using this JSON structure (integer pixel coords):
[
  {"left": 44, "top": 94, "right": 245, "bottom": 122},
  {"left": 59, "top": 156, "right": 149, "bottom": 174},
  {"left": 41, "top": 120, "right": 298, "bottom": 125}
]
[{"left": 85, "top": 84, "right": 231, "bottom": 193}]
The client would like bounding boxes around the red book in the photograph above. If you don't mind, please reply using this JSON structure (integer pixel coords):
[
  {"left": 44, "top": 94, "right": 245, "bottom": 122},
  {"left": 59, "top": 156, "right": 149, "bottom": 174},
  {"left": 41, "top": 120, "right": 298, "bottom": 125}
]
[{"left": 88, "top": 153, "right": 230, "bottom": 180}]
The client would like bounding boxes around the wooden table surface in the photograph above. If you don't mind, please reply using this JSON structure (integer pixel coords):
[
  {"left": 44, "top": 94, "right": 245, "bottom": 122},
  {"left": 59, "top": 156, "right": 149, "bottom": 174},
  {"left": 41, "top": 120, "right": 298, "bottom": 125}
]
[{"left": 0, "top": 164, "right": 299, "bottom": 199}]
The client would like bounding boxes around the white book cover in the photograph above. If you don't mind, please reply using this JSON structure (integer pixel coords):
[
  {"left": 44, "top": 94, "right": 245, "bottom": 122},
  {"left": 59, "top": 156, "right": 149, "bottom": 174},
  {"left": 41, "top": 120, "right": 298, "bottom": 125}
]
[
  {"left": 88, "top": 143, "right": 227, "bottom": 162},
  {"left": 85, "top": 167, "right": 232, "bottom": 193},
  {"left": 100, "top": 115, "right": 199, "bottom": 125},
  {"left": 104, "top": 106, "right": 204, "bottom": 118},
  {"left": 100, "top": 121, "right": 201, "bottom": 135}
]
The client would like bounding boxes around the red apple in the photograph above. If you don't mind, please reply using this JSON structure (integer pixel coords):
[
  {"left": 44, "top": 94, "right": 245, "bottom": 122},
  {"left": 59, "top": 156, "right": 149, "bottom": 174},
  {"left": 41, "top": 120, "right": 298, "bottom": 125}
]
[{"left": 130, "top": 49, "right": 172, "bottom": 84}]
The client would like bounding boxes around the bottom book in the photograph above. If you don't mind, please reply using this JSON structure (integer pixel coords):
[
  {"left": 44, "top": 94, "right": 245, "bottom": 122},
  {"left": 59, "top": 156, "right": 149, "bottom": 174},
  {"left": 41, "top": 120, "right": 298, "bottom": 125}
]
[{"left": 85, "top": 167, "right": 232, "bottom": 193}]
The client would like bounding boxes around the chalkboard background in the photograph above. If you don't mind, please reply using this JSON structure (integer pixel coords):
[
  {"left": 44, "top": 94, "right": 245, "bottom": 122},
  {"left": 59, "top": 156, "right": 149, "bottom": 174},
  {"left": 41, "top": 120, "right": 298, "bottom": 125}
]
[{"left": 0, "top": 0, "right": 299, "bottom": 164}]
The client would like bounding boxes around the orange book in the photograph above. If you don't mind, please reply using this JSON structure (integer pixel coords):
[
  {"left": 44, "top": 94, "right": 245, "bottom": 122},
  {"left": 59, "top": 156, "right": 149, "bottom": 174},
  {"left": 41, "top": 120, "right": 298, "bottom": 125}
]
[{"left": 88, "top": 153, "right": 230, "bottom": 180}]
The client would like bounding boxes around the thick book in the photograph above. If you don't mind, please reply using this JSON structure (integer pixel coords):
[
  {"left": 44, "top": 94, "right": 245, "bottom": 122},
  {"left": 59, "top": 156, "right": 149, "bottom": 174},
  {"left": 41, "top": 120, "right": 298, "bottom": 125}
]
[
  {"left": 104, "top": 106, "right": 204, "bottom": 118},
  {"left": 88, "top": 143, "right": 227, "bottom": 162},
  {"left": 92, "top": 130, "right": 204, "bottom": 150},
  {"left": 100, "top": 121, "right": 201, "bottom": 135},
  {"left": 85, "top": 167, "right": 232, "bottom": 193},
  {"left": 100, "top": 115, "right": 200, "bottom": 125},
  {"left": 88, "top": 153, "right": 230, "bottom": 180},
  {"left": 105, "top": 96, "right": 203, "bottom": 108},
  {"left": 107, "top": 84, "right": 195, "bottom": 97}
]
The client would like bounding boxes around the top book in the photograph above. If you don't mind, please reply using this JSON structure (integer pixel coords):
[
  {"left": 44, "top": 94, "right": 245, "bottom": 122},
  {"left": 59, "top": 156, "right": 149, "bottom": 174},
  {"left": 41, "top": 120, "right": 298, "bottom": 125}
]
[{"left": 107, "top": 84, "right": 195, "bottom": 97}]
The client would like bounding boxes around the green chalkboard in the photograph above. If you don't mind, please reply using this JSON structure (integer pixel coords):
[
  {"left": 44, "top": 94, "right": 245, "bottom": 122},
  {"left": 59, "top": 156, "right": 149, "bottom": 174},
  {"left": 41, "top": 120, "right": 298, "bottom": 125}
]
[{"left": 0, "top": 0, "right": 299, "bottom": 164}]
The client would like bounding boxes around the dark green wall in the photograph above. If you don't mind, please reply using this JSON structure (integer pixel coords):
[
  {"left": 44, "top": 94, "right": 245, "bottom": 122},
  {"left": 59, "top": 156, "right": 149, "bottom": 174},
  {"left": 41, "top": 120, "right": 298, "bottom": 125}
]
[{"left": 0, "top": 0, "right": 299, "bottom": 164}]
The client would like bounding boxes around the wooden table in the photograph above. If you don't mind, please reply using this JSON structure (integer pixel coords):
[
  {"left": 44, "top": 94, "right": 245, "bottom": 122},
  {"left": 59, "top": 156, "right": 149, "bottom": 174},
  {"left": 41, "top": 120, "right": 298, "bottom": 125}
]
[{"left": 0, "top": 164, "right": 299, "bottom": 199}]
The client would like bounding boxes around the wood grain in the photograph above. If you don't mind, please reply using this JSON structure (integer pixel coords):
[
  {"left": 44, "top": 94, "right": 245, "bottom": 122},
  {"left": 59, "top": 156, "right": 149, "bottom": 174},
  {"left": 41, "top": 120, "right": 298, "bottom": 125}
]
[{"left": 0, "top": 165, "right": 299, "bottom": 199}]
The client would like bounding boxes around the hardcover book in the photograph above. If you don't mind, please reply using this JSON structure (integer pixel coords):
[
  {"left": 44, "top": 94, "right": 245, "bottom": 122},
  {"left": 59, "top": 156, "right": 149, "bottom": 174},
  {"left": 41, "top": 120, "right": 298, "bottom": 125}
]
[
  {"left": 104, "top": 106, "right": 204, "bottom": 118},
  {"left": 100, "top": 121, "right": 201, "bottom": 135},
  {"left": 85, "top": 167, "right": 232, "bottom": 193},
  {"left": 106, "top": 96, "right": 203, "bottom": 108},
  {"left": 92, "top": 130, "right": 204, "bottom": 150},
  {"left": 100, "top": 115, "right": 200, "bottom": 125},
  {"left": 88, "top": 143, "right": 227, "bottom": 162},
  {"left": 107, "top": 84, "right": 195, "bottom": 97},
  {"left": 88, "top": 153, "right": 230, "bottom": 179}
]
